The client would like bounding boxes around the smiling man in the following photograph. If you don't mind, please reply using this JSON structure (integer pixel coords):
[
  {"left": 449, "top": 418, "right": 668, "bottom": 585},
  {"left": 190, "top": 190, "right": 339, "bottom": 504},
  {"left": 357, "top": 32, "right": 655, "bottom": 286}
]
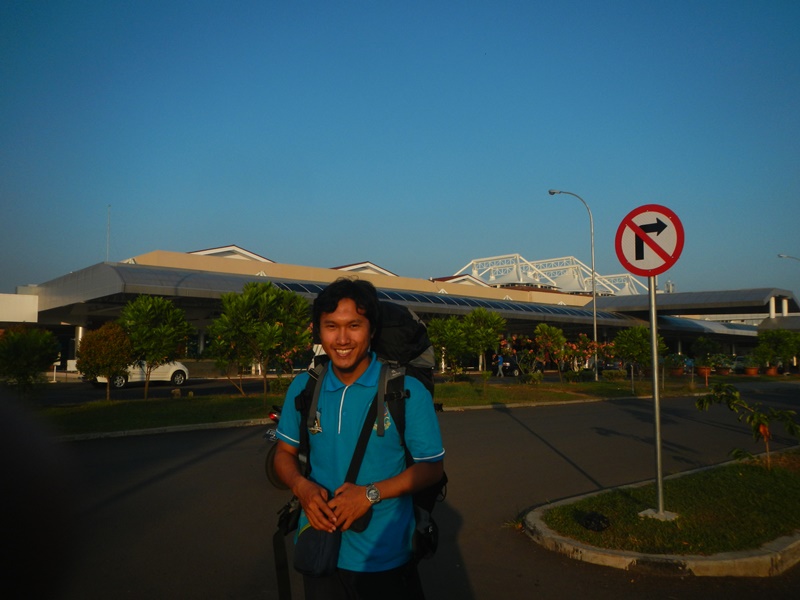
[{"left": 274, "top": 278, "right": 444, "bottom": 600}]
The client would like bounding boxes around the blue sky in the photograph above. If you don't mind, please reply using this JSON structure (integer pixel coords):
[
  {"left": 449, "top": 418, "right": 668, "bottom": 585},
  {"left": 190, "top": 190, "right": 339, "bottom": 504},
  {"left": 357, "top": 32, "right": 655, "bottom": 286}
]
[{"left": 2, "top": 1, "right": 799, "bottom": 297}]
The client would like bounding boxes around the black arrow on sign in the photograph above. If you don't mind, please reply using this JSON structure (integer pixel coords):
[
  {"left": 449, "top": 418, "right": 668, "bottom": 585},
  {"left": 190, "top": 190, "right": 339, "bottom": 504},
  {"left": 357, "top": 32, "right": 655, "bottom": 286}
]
[{"left": 635, "top": 218, "right": 668, "bottom": 260}]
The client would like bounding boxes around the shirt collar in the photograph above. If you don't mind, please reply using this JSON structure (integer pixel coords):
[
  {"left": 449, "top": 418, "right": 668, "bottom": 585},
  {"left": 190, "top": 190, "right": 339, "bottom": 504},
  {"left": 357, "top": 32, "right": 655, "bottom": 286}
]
[{"left": 322, "top": 351, "right": 380, "bottom": 392}]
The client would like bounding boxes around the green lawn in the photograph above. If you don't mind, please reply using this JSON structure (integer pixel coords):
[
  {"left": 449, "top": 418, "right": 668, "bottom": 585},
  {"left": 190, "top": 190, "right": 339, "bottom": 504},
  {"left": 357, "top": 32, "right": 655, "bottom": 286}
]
[
  {"left": 36, "top": 394, "right": 274, "bottom": 437},
  {"left": 541, "top": 451, "right": 800, "bottom": 555},
  {"left": 31, "top": 372, "right": 754, "bottom": 437},
  {"left": 34, "top": 374, "right": 707, "bottom": 436}
]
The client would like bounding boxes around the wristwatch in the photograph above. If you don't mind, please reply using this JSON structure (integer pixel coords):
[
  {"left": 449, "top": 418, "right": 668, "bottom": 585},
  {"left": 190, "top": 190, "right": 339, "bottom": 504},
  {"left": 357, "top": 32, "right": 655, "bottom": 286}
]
[{"left": 365, "top": 483, "right": 381, "bottom": 505}]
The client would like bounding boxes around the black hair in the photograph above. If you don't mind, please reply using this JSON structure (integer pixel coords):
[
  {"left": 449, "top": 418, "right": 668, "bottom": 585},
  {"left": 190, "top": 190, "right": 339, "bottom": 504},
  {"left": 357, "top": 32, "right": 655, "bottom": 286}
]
[{"left": 312, "top": 278, "right": 381, "bottom": 343}]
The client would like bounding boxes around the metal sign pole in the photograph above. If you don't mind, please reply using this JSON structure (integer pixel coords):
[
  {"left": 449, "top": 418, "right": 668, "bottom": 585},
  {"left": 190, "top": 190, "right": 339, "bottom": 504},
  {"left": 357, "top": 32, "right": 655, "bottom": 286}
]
[
  {"left": 640, "top": 275, "right": 677, "bottom": 521},
  {"left": 648, "top": 275, "right": 665, "bottom": 514}
]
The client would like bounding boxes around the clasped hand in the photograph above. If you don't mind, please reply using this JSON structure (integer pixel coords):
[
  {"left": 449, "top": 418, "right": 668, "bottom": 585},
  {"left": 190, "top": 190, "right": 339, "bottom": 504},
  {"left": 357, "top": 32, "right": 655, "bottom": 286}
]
[{"left": 296, "top": 480, "right": 371, "bottom": 533}]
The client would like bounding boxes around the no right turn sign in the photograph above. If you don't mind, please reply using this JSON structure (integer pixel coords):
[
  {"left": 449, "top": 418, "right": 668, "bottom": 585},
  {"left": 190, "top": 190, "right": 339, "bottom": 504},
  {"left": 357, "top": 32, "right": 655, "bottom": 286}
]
[{"left": 615, "top": 204, "right": 684, "bottom": 277}]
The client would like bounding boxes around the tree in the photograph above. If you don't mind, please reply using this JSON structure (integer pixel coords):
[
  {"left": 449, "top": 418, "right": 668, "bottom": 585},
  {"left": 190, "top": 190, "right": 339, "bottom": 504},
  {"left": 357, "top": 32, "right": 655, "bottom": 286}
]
[
  {"left": 76, "top": 322, "right": 134, "bottom": 401},
  {"left": 533, "top": 323, "right": 566, "bottom": 383},
  {"left": 691, "top": 336, "right": 722, "bottom": 367},
  {"left": 0, "top": 325, "right": 61, "bottom": 398},
  {"left": 119, "top": 296, "right": 195, "bottom": 400},
  {"left": 501, "top": 334, "right": 536, "bottom": 373},
  {"left": 697, "top": 383, "right": 800, "bottom": 470},
  {"left": 752, "top": 329, "right": 799, "bottom": 370},
  {"left": 563, "top": 333, "right": 597, "bottom": 372},
  {"left": 462, "top": 308, "right": 506, "bottom": 371},
  {"left": 613, "top": 326, "right": 667, "bottom": 391},
  {"left": 205, "top": 282, "right": 312, "bottom": 398},
  {"left": 427, "top": 316, "right": 469, "bottom": 378}
]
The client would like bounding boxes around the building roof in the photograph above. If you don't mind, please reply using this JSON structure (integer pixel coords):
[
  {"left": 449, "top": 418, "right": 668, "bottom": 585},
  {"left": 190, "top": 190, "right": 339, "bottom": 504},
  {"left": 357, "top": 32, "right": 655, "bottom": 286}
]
[
  {"left": 24, "top": 260, "right": 760, "bottom": 344},
  {"left": 431, "top": 274, "right": 491, "bottom": 288},
  {"left": 187, "top": 245, "right": 273, "bottom": 262},
  {"left": 32, "top": 262, "right": 637, "bottom": 331},
  {"left": 332, "top": 261, "right": 398, "bottom": 277},
  {"left": 8, "top": 246, "right": 773, "bottom": 344},
  {"left": 595, "top": 288, "right": 799, "bottom": 316}
]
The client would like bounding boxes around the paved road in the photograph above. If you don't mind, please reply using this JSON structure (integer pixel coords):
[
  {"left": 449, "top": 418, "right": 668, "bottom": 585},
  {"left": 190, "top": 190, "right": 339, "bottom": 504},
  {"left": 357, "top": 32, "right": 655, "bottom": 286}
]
[{"left": 23, "top": 380, "right": 800, "bottom": 599}]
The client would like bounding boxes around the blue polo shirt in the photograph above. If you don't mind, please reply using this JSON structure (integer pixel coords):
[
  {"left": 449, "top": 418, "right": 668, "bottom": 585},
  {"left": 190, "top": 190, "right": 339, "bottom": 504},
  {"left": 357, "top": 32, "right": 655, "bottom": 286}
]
[{"left": 276, "top": 353, "right": 445, "bottom": 572}]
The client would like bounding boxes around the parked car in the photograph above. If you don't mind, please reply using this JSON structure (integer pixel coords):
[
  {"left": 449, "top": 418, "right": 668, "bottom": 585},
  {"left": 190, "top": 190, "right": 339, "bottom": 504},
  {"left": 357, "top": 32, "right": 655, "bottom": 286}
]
[
  {"left": 96, "top": 361, "right": 189, "bottom": 389},
  {"left": 732, "top": 356, "right": 748, "bottom": 374},
  {"left": 598, "top": 359, "right": 623, "bottom": 372}
]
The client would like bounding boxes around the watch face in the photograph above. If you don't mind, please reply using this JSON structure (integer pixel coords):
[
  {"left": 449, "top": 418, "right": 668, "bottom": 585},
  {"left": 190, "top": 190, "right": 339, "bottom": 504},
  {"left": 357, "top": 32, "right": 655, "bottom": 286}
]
[{"left": 367, "top": 485, "right": 380, "bottom": 503}]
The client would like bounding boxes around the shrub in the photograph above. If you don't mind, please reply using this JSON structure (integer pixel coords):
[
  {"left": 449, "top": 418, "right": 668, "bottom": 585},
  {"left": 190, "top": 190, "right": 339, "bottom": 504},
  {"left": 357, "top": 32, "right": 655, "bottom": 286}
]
[
  {"left": 268, "top": 377, "right": 294, "bottom": 395},
  {"left": 519, "top": 370, "right": 544, "bottom": 385},
  {"left": 602, "top": 369, "right": 626, "bottom": 382},
  {"left": 0, "top": 326, "right": 61, "bottom": 397}
]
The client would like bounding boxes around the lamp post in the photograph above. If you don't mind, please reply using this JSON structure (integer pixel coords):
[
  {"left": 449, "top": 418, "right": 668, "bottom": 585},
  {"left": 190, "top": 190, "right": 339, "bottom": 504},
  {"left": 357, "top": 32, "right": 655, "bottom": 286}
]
[{"left": 549, "top": 189, "right": 598, "bottom": 381}]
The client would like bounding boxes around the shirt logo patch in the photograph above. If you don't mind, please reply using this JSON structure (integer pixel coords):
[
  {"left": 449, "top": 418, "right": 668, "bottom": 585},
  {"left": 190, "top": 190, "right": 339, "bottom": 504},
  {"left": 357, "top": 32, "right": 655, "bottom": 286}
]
[
  {"left": 373, "top": 405, "right": 392, "bottom": 432},
  {"left": 309, "top": 410, "right": 323, "bottom": 435}
]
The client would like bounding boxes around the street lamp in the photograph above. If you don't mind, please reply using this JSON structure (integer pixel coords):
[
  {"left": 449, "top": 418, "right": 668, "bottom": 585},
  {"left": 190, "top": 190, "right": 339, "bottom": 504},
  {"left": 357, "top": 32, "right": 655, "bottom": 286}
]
[
  {"left": 778, "top": 254, "right": 800, "bottom": 262},
  {"left": 549, "top": 189, "right": 598, "bottom": 381}
]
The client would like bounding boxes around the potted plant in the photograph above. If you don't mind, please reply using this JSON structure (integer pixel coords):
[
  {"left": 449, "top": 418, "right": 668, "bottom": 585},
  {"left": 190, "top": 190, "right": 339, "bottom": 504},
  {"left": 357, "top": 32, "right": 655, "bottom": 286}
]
[
  {"left": 691, "top": 336, "right": 720, "bottom": 378},
  {"left": 752, "top": 329, "right": 798, "bottom": 376},
  {"left": 664, "top": 353, "right": 686, "bottom": 376},
  {"left": 693, "top": 351, "right": 713, "bottom": 378},
  {"left": 694, "top": 362, "right": 712, "bottom": 378},
  {"left": 752, "top": 344, "right": 778, "bottom": 375},
  {"left": 712, "top": 354, "right": 732, "bottom": 375},
  {"left": 743, "top": 354, "right": 760, "bottom": 376}
]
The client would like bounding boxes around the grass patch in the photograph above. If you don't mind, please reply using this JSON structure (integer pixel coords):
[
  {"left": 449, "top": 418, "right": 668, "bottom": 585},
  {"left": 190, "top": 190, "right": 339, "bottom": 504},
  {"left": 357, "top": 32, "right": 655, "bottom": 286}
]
[
  {"left": 35, "top": 373, "right": 732, "bottom": 437},
  {"left": 541, "top": 451, "right": 800, "bottom": 555},
  {"left": 435, "top": 375, "right": 701, "bottom": 408},
  {"left": 434, "top": 381, "right": 581, "bottom": 407},
  {"left": 38, "top": 394, "right": 277, "bottom": 436}
]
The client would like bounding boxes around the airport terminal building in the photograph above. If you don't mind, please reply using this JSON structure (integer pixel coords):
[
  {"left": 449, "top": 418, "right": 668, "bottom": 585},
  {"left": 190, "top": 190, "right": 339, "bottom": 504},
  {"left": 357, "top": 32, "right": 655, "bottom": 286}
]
[{"left": 1, "top": 245, "right": 797, "bottom": 368}]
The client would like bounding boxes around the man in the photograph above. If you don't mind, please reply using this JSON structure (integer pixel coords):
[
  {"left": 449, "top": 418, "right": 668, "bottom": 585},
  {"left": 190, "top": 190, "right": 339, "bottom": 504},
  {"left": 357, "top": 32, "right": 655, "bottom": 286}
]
[
  {"left": 496, "top": 354, "right": 504, "bottom": 377},
  {"left": 274, "top": 278, "right": 445, "bottom": 600}
]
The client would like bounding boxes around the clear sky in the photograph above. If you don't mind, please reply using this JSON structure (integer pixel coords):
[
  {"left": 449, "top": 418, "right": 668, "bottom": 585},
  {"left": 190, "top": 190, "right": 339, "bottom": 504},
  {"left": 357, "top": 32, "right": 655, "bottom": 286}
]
[{"left": 2, "top": 1, "right": 799, "bottom": 297}]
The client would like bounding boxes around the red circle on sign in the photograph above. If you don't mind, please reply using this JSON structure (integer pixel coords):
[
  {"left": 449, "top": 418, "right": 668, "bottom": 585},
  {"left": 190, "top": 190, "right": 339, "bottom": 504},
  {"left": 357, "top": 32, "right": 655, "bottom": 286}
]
[{"left": 615, "top": 204, "right": 684, "bottom": 277}]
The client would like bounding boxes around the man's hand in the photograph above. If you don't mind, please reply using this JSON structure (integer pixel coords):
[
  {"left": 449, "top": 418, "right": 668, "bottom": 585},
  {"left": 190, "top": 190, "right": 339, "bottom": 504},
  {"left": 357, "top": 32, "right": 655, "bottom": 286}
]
[
  {"left": 328, "top": 482, "right": 372, "bottom": 531},
  {"left": 273, "top": 441, "right": 337, "bottom": 532},
  {"left": 295, "top": 478, "right": 338, "bottom": 532}
]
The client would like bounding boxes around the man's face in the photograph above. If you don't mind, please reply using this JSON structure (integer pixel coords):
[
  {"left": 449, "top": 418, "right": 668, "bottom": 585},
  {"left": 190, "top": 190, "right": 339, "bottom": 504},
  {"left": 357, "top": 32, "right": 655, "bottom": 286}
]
[{"left": 318, "top": 298, "right": 373, "bottom": 385}]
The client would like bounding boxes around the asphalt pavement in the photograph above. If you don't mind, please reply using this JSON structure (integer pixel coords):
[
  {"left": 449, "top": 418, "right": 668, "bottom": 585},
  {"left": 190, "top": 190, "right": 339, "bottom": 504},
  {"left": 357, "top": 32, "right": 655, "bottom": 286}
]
[{"left": 6, "top": 375, "right": 800, "bottom": 599}]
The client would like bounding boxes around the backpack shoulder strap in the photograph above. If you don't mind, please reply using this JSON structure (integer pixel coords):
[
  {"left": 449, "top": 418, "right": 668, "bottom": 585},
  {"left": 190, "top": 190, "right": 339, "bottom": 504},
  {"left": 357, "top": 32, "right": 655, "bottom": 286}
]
[
  {"left": 376, "top": 361, "right": 409, "bottom": 438},
  {"left": 383, "top": 366, "right": 414, "bottom": 468},
  {"left": 294, "top": 358, "right": 328, "bottom": 476}
]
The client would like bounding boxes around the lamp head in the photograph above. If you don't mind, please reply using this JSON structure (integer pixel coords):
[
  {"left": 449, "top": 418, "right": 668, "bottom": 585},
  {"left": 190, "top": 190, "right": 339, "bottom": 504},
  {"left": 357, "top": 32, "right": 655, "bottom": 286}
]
[
  {"left": 548, "top": 189, "right": 560, "bottom": 196},
  {"left": 778, "top": 254, "right": 788, "bottom": 259}
]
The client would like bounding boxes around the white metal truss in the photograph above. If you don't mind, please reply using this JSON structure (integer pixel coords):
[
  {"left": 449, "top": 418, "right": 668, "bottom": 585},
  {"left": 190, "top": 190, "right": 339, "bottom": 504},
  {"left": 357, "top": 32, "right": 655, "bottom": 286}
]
[
  {"left": 455, "top": 254, "right": 648, "bottom": 295},
  {"left": 455, "top": 254, "right": 558, "bottom": 288},
  {"left": 599, "top": 273, "right": 649, "bottom": 295}
]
